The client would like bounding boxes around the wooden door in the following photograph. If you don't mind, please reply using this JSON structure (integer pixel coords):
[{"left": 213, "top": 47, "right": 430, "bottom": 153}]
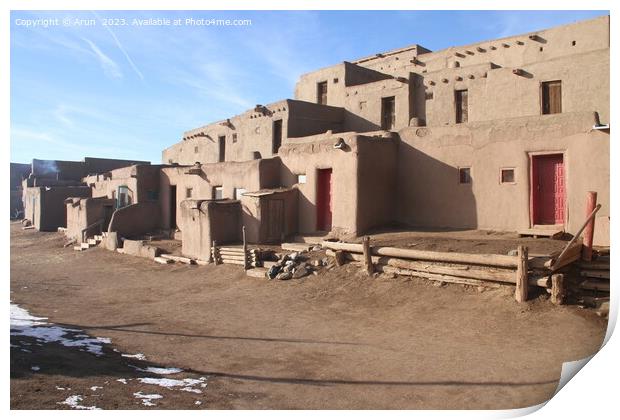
[
  {"left": 316, "top": 169, "right": 333, "bottom": 231},
  {"left": 267, "top": 199, "right": 284, "bottom": 242},
  {"left": 532, "top": 154, "right": 565, "bottom": 225}
]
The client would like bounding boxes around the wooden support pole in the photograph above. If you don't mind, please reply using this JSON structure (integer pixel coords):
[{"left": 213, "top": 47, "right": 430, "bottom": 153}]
[
  {"left": 212, "top": 240, "right": 220, "bottom": 265},
  {"left": 242, "top": 226, "right": 248, "bottom": 271},
  {"left": 515, "top": 245, "right": 529, "bottom": 303},
  {"left": 551, "top": 274, "right": 565, "bottom": 305},
  {"left": 362, "top": 236, "right": 374, "bottom": 275},
  {"left": 582, "top": 191, "right": 597, "bottom": 262},
  {"left": 551, "top": 204, "right": 601, "bottom": 270}
]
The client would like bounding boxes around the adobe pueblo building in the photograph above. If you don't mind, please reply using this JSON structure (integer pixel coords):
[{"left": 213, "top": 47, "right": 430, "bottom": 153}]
[
  {"left": 16, "top": 16, "right": 609, "bottom": 265},
  {"left": 157, "top": 15, "right": 609, "bottom": 260}
]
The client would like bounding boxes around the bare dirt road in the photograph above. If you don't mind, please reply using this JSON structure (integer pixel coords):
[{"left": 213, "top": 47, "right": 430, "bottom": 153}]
[{"left": 10, "top": 223, "right": 607, "bottom": 409}]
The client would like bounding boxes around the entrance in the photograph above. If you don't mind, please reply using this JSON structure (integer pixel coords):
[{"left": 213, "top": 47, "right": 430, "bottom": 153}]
[
  {"left": 267, "top": 199, "right": 284, "bottom": 242},
  {"left": 169, "top": 185, "right": 177, "bottom": 229},
  {"left": 531, "top": 154, "right": 565, "bottom": 225},
  {"left": 316, "top": 168, "right": 333, "bottom": 231}
]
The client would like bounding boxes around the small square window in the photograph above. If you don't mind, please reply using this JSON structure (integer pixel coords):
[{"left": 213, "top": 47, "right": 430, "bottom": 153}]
[
  {"left": 458, "top": 167, "right": 472, "bottom": 184},
  {"left": 297, "top": 174, "right": 307, "bottom": 184},
  {"left": 333, "top": 77, "right": 339, "bottom": 84},
  {"left": 213, "top": 186, "right": 223, "bottom": 200},
  {"left": 194, "top": 146, "right": 199, "bottom": 153},
  {"left": 185, "top": 187, "right": 193, "bottom": 198},
  {"left": 500, "top": 168, "right": 515, "bottom": 184},
  {"left": 232, "top": 133, "right": 238, "bottom": 143}
]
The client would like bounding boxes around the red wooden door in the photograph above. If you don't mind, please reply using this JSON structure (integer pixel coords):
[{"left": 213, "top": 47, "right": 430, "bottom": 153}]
[
  {"left": 316, "top": 169, "right": 333, "bottom": 231},
  {"left": 532, "top": 154, "right": 565, "bottom": 225}
]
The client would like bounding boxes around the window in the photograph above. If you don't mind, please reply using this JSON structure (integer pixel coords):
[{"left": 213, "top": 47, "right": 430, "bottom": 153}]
[
  {"left": 218, "top": 136, "right": 226, "bottom": 162},
  {"left": 317, "top": 81, "right": 328, "bottom": 105},
  {"left": 500, "top": 168, "right": 516, "bottom": 184},
  {"left": 232, "top": 133, "right": 238, "bottom": 143},
  {"left": 381, "top": 96, "right": 396, "bottom": 130},
  {"left": 458, "top": 167, "right": 472, "bottom": 184},
  {"left": 455, "top": 89, "right": 468, "bottom": 123},
  {"left": 117, "top": 186, "right": 132, "bottom": 209},
  {"left": 297, "top": 174, "right": 307, "bottom": 184},
  {"left": 272, "top": 120, "right": 283, "bottom": 154},
  {"left": 541, "top": 81, "right": 562, "bottom": 115},
  {"left": 234, "top": 188, "right": 247, "bottom": 199},
  {"left": 213, "top": 186, "right": 223, "bottom": 200},
  {"left": 185, "top": 187, "right": 193, "bottom": 198},
  {"left": 194, "top": 146, "right": 199, "bottom": 153}
]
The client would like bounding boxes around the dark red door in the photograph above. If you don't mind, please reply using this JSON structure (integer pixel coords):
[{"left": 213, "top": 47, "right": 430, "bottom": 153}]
[
  {"left": 532, "top": 154, "right": 565, "bottom": 225},
  {"left": 316, "top": 169, "right": 333, "bottom": 231}
]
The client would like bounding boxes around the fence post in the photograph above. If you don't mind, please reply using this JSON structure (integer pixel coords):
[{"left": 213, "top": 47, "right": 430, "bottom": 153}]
[
  {"left": 582, "top": 191, "right": 597, "bottom": 262},
  {"left": 551, "top": 274, "right": 565, "bottom": 305},
  {"left": 363, "top": 236, "right": 374, "bottom": 275},
  {"left": 515, "top": 245, "right": 528, "bottom": 302},
  {"left": 242, "top": 226, "right": 248, "bottom": 271}
]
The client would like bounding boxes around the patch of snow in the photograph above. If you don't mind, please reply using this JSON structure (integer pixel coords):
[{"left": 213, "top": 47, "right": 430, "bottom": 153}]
[
  {"left": 57, "top": 395, "right": 100, "bottom": 410},
  {"left": 134, "top": 391, "right": 163, "bottom": 407},
  {"left": 96, "top": 337, "right": 111, "bottom": 344},
  {"left": 90, "top": 386, "right": 102, "bottom": 391},
  {"left": 31, "top": 366, "right": 40, "bottom": 371},
  {"left": 137, "top": 377, "right": 206, "bottom": 393},
  {"left": 21, "top": 348, "right": 31, "bottom": 353},
  {"left": 10, "top": 303, "right": 110, "bottom": 357},
  {"left": 122, "top": 353, "right": 146, "bottom": 360},
  {"left": 117, "top": 379, "right": 127, "bottom": 384},
  {"left": 135, "top": 366, "right": 183, "bottom": 375},
  {"left": 195, "top": 401, "right": 202, "bottom": 405},
  {"left": 56, "top": 386, "right": 69, "bottom": 391},
  {"left": 181, "top": 387, "right": 202, "bottom": 394}
]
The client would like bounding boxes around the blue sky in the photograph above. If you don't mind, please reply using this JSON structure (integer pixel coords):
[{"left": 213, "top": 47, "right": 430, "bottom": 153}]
[{"left": 10, "top": 10, "right": 608, "bottom": 164}]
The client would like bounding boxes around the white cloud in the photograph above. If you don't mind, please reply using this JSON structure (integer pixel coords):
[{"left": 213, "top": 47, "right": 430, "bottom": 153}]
[{"left": 82, "top": 37, "right": 123, "bottom": 79}]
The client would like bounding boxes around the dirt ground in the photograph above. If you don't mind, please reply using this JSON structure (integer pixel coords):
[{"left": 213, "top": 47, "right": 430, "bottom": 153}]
[{"left": 10, "top": 222, "right": 607, "bottom": 409}]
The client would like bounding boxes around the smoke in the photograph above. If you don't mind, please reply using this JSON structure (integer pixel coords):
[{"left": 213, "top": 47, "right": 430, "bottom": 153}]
[{"left": 33, "top": 159, "right": 59, "bottom": 176}]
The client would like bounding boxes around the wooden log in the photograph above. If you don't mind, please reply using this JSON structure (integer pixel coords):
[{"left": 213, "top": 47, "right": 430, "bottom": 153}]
[
  {"left": 154, "top": 256, "right": 174, "bottom": 264},
  {"left": 576, "top": 280, "right": 610, "bottom": 292},
  {"left": 212, "top": 241, "right": 219, "bottom": 265},
  {"left": 362, "top": 236, "right": 374, "bottom": 275},
  {"left": 579, "top": 261, "right": 610, "bottom": 270},
  {"left": 515, "top": 245, "right": 528, "bottom": 303},
  {"left": 336, "top": 250, "right": 515, "bottom": 282},
  {"left": 582, "top": 191, "right": 597, "bottom": 261},
  {"left": 378, "top": 265, "right": 501, "bottom": 288},
  {"left": 551, "top": 274, "right": 565, "bottom": 305},
  {"left": 549, "top": 204, "right": 601, "bottom": 270},
  {"left": 221, "top": 258, "right": 246, "bottom": 266},
  {"left": 580, "top": 270, "right": 610, "bottom": 279},
  {"left": 546, "top": 241, "right": 582, "bottom": 271},
  {"left": 160, "top": 254, "right": 195, "bottom": 264},
  {"left": 322, "top": 241, "right": 519, "bottom": 268},
  {"left": 281, "top": 243, "right": 311, "bottom": 252},
  {"left": 219, "top": 254, "right": 246, "bottom": 262}
]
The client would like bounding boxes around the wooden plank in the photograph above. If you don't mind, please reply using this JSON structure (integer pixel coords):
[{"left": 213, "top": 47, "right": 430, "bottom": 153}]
[
  {"left": 517, "top": 228, "right": 563, "bottom": 238},
  {"left": 219, "top": 254, "right": 246, "bottom": 262},
  {"left": 160, "top": 254, "right": 194, "bottom": 264},
  {"left": 221, "top": 258, "right": 245, "bottom": 266},
  {"left": 579, "top": 261, "right": 610, "bottom": 270},
  {"left": 321, "top": 241, "right": 519, "bottom": 268},
  {"left": 379, "top": 265, "right": 501, "bottom": 288},
  {"left": 515, "top": 245, "right": 528, "bottom": 303},
  {"left": 576, "top": 280, "right": 610, "bottom": 292},
  {"left": 362, "top": 236, "right": 374, "bottom": 275},
  {"left": 154, "top": 256, "right": 173, "bottom": 265},
  {"left": 219, "top": 247, "right": 244, "bottom": 252},
  {"left": 242, "top": 225, "right": 248, "bottom": 270}
]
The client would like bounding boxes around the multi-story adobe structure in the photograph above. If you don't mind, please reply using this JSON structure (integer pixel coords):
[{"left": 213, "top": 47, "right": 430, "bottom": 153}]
[{"left": 54, "top": 16, "right": 609, "bottom": 261}]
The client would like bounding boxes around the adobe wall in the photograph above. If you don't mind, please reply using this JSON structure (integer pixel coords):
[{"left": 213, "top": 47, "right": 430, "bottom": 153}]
[
  {"left": 278, "top": 132, "right": 395, "bottom": 238},
  {"left": 396, "top": 112, "right": 610, "bottom": 244},
  {"left": 24, "top": 186, "right": 91, "bottom": 231},
  {"left": 160, "top": 158, "right": 280, "bottom": 231},
  {"left": 163, "top": 99, "right": 344, "bottom": 165},
  {"left": 108, "top": 201, "right": 161, "bottom": 239},
  {"left": 240, "top": 188, "right": 299, "bottom": 244},
  {"left": 85, "top": 164, "right": 164, "bottom": 204},
  {"left": 179, "top": 199, "right": 241, "bottom": 260},
  {"left": 65, "top": 197, "right": 115, "bottom": 241}
]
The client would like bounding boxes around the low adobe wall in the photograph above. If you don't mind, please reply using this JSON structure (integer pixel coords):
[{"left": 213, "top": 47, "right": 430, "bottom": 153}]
[
  {"left": 180, "top": 199, "right": 241, "bottom": 261},
  {"left": 65, "top": 197, "right": 115, "bottom": 242},
  {"left": 108, "top": 201, "right": 161, "bottom": 239}
]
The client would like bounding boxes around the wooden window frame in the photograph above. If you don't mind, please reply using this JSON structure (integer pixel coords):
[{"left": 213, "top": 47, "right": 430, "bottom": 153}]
[
  {"left": 458, "top": 167, "right": 472, "bottom": 184},
  {"left": 541, "top": 80, "right": 562, "bottom": 115},
  {"left": 455, "top": 89, "right": 468, "bottom": 124},
  {"left": 499, "top": 167, "right": 516, "bottom": 185}
]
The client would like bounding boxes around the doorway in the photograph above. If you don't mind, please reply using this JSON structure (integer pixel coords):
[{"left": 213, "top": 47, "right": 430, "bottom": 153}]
[
  {"left": 169, "top": 185, "right": 177, "bottom": 229},
  {"left": 316, "top": 168, "right": 333, "bottom": 231},
  {"left": 267, "top": 199, "right": 284, "bottom": 242},
  {"left": 531, "top": 154, "right": 565, "bottom": 225}
]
